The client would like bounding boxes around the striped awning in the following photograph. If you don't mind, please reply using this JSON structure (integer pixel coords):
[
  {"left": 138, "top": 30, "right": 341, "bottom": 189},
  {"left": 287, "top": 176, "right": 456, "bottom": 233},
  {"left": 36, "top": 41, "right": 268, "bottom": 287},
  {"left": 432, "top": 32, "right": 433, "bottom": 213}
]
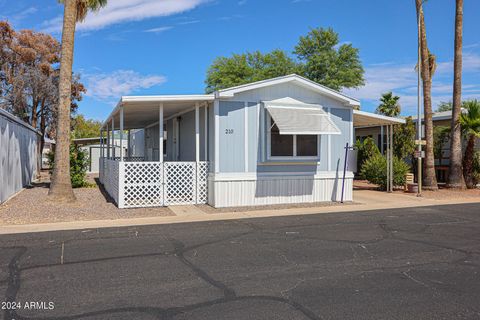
[{"left": 265, "top": 102, "right": 341, "bottom": 135}]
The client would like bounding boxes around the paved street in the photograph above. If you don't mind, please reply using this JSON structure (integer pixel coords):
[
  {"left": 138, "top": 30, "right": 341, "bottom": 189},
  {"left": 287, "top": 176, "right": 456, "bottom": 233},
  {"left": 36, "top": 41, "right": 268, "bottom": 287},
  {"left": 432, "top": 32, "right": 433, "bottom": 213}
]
[{"left": 1, "top": 203, "right": 480, "bottom": 320}]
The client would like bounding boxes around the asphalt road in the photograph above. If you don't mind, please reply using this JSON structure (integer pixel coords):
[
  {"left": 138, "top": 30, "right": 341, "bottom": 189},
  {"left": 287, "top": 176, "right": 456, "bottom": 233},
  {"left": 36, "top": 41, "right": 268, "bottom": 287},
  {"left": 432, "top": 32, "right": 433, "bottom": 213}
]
[{"left": 1, "top": 203, "right": 480, "bottom": 320}]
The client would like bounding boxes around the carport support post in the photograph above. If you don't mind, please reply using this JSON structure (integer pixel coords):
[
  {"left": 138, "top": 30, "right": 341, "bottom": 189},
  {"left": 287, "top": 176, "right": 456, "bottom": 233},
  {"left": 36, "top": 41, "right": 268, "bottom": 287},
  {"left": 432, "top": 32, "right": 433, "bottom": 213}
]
[
  {"left": 120, "top": 106, "right": 124, "bottom": 162},
  {"left": 111, "top": 118, "right": 115, "bottom": 159},
  {"left": 106, "top": 124, "right": 110, "bottom": 159},
  {"left": 195, "top": 102, "right": 200, "bottom": 204},
  {"left": 159, "top": 103, "right": 164, "bottom": 163},
  {"left": 390, "top": 124, "right": 394, "bottom": 193},
  {"left": 386, "top": 125, "right": 390, "bottom": 193}
]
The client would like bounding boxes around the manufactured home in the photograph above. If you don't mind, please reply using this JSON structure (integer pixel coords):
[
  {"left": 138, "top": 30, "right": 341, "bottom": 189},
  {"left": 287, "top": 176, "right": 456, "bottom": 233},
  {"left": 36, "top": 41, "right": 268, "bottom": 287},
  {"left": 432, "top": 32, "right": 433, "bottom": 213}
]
[{"left": 99, "top": 74, "right": 403, "bottom": 208}]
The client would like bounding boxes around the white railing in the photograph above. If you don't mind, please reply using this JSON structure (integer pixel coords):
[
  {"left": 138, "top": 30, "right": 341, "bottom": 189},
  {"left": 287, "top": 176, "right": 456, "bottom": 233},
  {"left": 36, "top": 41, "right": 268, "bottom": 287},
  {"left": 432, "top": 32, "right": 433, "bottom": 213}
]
[{"left": 99, "top": 158, "right": 209, "bottom": 208}]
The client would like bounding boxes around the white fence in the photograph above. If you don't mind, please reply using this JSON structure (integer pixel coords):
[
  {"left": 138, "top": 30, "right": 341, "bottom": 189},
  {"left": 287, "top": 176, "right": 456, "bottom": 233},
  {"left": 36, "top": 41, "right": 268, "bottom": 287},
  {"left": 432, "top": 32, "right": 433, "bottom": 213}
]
[
  {"left": 100, "top": 158, "right": 209, "bottom": 208},
  {"left": 0, "top": 109, "right": 40, "bottom": 203}
]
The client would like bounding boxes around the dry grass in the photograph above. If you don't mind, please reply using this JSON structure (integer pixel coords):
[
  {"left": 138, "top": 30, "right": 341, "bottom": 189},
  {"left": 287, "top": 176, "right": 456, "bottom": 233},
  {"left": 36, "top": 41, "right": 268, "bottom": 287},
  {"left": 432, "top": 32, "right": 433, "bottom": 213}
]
[{"left": 0, "top": 173, "right": 174, "bottom": 226}]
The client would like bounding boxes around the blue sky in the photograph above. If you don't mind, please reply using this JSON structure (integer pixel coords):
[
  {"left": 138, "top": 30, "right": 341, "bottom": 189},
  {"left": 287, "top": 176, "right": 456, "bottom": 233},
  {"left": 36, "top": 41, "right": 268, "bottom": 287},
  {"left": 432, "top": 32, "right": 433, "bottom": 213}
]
[{"left": 1, "top": 0, "right": 479, "bottom": 120}]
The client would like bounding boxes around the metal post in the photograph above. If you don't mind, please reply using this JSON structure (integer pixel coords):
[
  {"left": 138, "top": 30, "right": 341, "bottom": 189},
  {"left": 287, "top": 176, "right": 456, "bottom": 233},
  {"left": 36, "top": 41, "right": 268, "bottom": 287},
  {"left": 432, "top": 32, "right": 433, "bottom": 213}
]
[
  {"left": 127, "top": 129, "right": 131, "bottom": 158},
  {"left": 341, "top": 142, "right": 349, "bottom": 203},
  {"left": 380, "top": 126, "right": 384, "bottom": 154},
  {"left": 106, "top": 124, "right": 110, "bottom": 159},
  {"left": 417, "top": 7, "right": 423, "bottom": 197},
  {"left": 111, "top": 118, "right": 115, "bottom": 159},
  {"left": 120, "top": 107, "right": 124, "bottom": 162},
  {"left": 204, "top": 104, "right": 208, "bottom": 161},
  {"left": 195, "top": 102, "right": 200, "bottom": 163},
  {"left": 390, "top": 124, "right": 394, "bottom": 192},
  {"left": 195, "top": 102, "right": 200, "bottom": 204},
  {"left": 159, "top": 103, "right": 164, "bottom": 163},
  {"left": 386, "top": 125, "right": 390, "bottom": 192}
]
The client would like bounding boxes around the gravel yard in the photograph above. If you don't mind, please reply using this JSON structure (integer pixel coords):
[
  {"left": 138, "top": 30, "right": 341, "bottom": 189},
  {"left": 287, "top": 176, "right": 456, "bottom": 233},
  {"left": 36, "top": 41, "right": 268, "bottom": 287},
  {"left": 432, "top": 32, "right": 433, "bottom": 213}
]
[{"left": 0, "top": 174, "right": 174, "bottom": 226}]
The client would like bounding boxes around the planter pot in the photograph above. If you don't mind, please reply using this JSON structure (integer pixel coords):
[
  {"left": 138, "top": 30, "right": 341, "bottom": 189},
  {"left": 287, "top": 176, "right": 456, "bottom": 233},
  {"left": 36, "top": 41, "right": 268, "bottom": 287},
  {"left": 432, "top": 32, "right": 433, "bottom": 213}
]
[{"left": 407, "top": 183, "right": 418, "bottom": 193}]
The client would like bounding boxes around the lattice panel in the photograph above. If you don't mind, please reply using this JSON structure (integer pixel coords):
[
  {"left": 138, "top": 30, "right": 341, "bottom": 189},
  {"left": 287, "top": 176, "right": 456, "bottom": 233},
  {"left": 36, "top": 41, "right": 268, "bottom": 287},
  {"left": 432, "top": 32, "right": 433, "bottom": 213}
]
[
  {"left": 164, "top": 162, "right": 196, "bottom": 205},
  {"left": 123, "top": 162, "right": 163, "bottom": 208},
  {"left": 196, "top": 162, "right": 209, "bottom": 204}
]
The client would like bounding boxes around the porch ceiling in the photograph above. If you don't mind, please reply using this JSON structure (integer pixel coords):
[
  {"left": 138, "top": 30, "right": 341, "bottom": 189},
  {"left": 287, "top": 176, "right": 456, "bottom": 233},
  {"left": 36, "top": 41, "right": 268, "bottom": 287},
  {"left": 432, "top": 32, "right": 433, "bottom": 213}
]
[{"left": 103, "top": 95, "right": 214, "bottom": 130}]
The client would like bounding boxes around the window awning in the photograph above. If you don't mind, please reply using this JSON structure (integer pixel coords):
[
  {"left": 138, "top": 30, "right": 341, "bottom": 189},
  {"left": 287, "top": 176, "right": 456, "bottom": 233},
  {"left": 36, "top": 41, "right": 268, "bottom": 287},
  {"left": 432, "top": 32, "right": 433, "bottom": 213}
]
[{"left": 265, "top": 102, "right": 341, "bottom": 135}]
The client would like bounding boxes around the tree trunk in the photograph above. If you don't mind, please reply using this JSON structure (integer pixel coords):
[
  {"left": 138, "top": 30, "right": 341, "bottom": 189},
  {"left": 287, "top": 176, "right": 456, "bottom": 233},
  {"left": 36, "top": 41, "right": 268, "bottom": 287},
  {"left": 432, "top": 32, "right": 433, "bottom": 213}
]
[
  {"left": 416, "top": 0, "right": 438, "bottom": 190},
  {"left": 447, "top": 0, "right": 466, "bottom": 189},
  {"left": 48, "top": 0, "right": 77, "bottom": 202},
  {"left": 463, "top": 135, "right": 476, "bottom": 189}
]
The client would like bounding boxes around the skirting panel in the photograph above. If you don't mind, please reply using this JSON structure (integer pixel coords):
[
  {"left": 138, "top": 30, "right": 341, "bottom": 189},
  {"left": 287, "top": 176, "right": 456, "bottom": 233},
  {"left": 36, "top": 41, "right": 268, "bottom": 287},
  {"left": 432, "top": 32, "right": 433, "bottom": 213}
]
[{"left": 208, "top": 176, "right": 353, "bottom": 208}]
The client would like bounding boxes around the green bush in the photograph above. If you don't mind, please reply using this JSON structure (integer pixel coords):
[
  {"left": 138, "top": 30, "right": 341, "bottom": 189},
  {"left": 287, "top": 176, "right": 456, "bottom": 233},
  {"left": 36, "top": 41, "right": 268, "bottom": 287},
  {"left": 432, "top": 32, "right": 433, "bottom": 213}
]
[
  {"left": 360, "top": 153, "right": 410, "bottom": 190},
  {"left": 355, "top": 137, "right": 381, "bottom": 173},
  {"left": 473, "top": 151, "right": 480, "bottom": 187},
  {"left": 47, "top": 144, "right": 90, "bottom": 188}
]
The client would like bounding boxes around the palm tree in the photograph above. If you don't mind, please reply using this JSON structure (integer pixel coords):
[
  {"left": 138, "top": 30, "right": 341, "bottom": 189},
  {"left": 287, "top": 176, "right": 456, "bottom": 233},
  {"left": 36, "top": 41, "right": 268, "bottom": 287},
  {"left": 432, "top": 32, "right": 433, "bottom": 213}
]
[
  {"left": 48, "top": 0, "right": 107, "bottom": 202},
  {"left": 460, "top": 100, "right": 480, "bottom": 189},
  {"left": 415, "top": 0, "right": 438, "bottom": 190},
  {"left": 376, "top": 92, "right": 401, "bottom": 117},
  {"left": 447, "top": 0, "right": 466, "bottom": 189}
]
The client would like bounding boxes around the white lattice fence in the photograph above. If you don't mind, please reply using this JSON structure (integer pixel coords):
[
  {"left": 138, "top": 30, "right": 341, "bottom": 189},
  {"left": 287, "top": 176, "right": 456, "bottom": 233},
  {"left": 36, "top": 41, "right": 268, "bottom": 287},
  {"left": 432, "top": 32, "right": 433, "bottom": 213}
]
[
  {"left": 197, "top": 162, "right": 209, "bottom": 204},
  {"left": 101, "top": 160, "right": 209, "bottom": 208},
  {"left": 123, "top": 162, "right": 163, "bottom": 208}
]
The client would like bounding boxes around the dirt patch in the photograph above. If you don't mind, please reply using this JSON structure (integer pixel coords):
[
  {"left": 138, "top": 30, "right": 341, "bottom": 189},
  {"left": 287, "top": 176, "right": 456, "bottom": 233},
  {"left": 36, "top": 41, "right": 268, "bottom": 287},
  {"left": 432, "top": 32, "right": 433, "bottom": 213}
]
[
  {"left": 400, "top": 187, "right": 480, "bottom": 200},
  {"left": 0, "top": 174, "right": 174, "bottom": 226}
]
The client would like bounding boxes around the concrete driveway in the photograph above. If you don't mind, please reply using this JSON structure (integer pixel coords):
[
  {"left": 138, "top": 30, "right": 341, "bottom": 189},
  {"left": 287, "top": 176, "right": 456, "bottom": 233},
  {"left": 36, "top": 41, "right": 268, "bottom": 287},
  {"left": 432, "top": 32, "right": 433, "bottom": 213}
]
[{"left": 1, "top": 202, "right": 480, "bottom": 319}]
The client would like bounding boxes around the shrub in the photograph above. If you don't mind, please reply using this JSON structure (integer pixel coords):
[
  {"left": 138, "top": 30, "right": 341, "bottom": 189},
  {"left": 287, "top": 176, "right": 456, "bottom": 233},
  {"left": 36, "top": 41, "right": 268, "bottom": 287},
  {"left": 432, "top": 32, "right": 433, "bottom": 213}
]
[
  {"left": 360, "top": 153, "right": 410, "bottom": 190},
  {"left": 473, "top": 151, "right": 480, "bottom": 187},
  {"left": 355, "top": 137, "right": 381, "bottom": 173},
  {"left": 47, "top": 144, "right": 89, "bottom": 188}
]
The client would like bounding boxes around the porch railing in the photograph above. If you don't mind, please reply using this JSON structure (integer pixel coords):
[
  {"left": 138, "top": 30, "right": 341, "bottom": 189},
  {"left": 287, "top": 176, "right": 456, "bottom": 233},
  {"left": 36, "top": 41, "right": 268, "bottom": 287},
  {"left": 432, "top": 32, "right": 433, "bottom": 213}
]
[{"left": 99, "top": 157, "right": 209, "bottom": 209}]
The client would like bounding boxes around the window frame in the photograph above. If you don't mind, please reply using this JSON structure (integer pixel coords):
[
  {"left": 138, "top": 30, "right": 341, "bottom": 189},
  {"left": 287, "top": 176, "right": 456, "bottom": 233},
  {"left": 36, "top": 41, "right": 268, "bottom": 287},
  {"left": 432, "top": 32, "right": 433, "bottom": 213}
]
[{"left": 266, "top": 112, "right": 320, "bottom": 161}]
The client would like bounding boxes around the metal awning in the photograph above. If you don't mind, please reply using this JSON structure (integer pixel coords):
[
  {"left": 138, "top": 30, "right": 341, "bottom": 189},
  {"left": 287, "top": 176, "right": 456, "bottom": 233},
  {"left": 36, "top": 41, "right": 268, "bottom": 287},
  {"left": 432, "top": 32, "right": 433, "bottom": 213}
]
[
  {"left": 264, "top": 99, "right": 341, "bottom": 135},
  {"left": 353, "top": 109, "right": 405, "bottom": 127}
]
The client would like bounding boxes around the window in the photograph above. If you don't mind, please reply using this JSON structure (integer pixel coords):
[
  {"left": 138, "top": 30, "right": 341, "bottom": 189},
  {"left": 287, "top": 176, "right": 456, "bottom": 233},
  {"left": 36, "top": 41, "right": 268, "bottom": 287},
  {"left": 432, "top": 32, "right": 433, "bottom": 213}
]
[{"left": 268, "top": 118, "right": 318, "bottom": 159}]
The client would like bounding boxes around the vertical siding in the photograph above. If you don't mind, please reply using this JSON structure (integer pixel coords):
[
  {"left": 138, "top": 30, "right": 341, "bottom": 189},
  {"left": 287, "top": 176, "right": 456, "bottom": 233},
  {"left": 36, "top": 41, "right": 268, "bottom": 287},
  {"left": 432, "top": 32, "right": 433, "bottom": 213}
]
[
  {"left": 219, "top": 101, "right": 245, "bottom": 172},
  {"left": 209, "top": 104, "right": 215, "bottom": 171},
  {"left": 0, "top": 110, "right": 39, "bottom": 203},
  {"left": 247, "top": 102, "right": 259, "bottom": 172},
  {"left": 330, "top": 108, "right": 352, "bottom": 174}
]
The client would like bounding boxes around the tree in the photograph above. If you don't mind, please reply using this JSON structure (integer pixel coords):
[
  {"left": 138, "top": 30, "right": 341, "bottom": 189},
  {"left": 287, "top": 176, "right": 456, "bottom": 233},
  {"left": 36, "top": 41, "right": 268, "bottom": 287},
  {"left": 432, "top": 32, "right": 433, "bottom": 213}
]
[
  {"left": 393, "top": 117, "right": 416, "bottom": 160},
  {"left": 437, "top": 101, "right": 453, "bottom": 112},
  {"left": 415, "top": 0, "right": 438, "bottom": 191},
  {"left": 72, "top": 114, "right": 102, "bottom": 138},
  {"left": 49, "top": 0, "right": 107, "bottom": 202},
  {"left": 447, "top": 0, "right": 466, "bottom": 189},
  {"left": 0, "top": 21, "right": 86, "bottom": 176},
  {"left": 205, "top": 50, "right": 298, "bottom": 93},
  {"left": 205, "top": 27, "right": 364, "bottom": 93},
  {"left": 294, "top": 28, "right": 364, "bottom": 91},
  {"left": 376, "top": 92, "right": 401, "bottom": 117},
  {"left": 459, "top": 100, "right": 480, "bottom": 189}
]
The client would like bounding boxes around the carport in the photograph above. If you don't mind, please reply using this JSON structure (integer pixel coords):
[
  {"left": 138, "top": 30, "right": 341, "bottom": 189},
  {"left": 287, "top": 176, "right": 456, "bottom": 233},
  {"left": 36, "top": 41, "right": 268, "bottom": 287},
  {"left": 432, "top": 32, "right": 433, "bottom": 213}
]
[{"left": 353, "top": 110, "right": 406, "bottom": 192}]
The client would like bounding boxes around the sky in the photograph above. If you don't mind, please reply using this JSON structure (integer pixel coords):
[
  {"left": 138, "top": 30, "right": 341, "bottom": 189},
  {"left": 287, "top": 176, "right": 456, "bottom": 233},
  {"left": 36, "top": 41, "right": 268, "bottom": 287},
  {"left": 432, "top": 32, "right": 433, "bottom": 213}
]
[{"left": 1, "top": 0, "right": 479, "bottom": 121}]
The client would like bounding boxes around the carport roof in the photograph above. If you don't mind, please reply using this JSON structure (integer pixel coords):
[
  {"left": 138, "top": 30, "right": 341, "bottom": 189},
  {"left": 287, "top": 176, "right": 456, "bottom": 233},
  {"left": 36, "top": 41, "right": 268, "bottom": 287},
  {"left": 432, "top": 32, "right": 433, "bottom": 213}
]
[
  {"left": 353, "top": 110, "right": 406, "bottom": 127},
  {"left": 102, "top": 95, "right": 214, "bottom": 130}
]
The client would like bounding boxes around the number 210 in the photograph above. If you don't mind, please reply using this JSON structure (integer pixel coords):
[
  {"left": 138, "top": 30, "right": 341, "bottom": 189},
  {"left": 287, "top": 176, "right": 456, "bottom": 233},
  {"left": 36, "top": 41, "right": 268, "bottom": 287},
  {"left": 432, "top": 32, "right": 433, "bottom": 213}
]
[{"left": 225, "top": 129, "right": 234, "bottom": 134}]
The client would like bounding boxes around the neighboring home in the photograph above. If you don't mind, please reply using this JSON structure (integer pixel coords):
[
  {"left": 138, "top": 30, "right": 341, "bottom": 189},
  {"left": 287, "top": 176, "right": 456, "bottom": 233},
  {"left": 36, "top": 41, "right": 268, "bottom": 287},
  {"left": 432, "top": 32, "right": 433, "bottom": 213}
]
[
  {"left": 355, "top": 109, "right": 480, "bottom": 182},
  {"left": 73, "top": 137, "right": 127, "bottom": 173},
  {"left": 0, "top": 108, "right": 40, "bottom": 203},
  {"left": 98, "top": 74, "right": 402, "bottom": 208},
  {"left": 42, "top": 137, "right": 55, "bottom": 169}
]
